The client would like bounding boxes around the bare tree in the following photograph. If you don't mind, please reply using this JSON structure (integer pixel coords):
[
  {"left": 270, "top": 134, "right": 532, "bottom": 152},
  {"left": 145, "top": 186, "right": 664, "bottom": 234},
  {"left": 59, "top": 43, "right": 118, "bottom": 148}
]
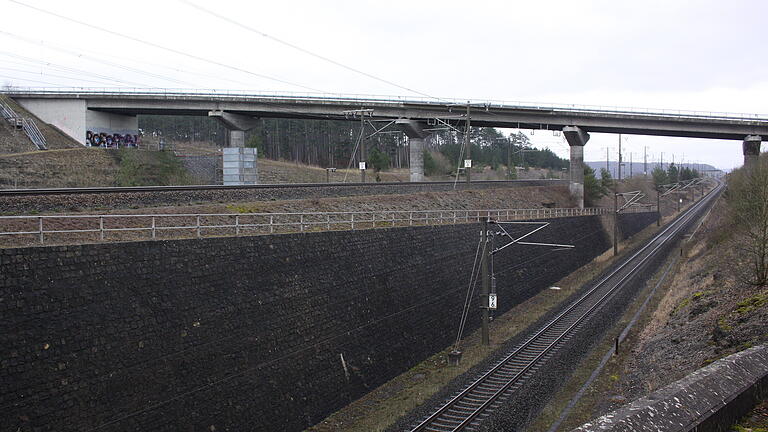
[{"left": 727, "top": 155, "right": 768, "bottom": 285}]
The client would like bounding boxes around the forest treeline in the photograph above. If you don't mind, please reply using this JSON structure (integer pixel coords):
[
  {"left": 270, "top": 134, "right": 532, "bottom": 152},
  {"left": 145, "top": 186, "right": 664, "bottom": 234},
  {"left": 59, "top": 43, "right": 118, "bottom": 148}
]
[{"left": 138, "top": 115, "right": 568, "bottom": 173}]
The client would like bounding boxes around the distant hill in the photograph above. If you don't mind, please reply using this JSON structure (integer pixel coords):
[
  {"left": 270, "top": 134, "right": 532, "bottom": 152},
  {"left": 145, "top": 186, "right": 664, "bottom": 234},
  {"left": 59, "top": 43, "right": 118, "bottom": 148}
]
[{"left": 585, "top": 161, "right": 722, "bottom": 179}]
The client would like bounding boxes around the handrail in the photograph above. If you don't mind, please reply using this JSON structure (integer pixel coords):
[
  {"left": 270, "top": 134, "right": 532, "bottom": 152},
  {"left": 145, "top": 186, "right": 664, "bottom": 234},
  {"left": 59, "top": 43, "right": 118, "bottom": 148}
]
[
  {"left": 0, "top": 99, "right": 19, "bottom": 120},
  {"left": 1, "top": 97, "right": 47, "bottom": 150},
  {"left": 0, "top": 206, "right": 654, "bottom": 246},
  {"left": 21, "top": 118, "right": 47, "bottom": 150}
]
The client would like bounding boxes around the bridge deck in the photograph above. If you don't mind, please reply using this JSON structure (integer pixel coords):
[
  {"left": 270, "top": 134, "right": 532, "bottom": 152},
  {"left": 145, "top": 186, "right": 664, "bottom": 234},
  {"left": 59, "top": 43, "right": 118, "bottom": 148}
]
[{"left": 5, "top": 89, "right": 768, "bottom": 140}]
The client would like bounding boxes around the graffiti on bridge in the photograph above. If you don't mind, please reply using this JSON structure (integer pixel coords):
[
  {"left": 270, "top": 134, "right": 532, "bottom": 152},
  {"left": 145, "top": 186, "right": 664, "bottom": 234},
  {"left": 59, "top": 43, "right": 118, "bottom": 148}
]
[{"left": 86, "top": 130, "right": 141, "bottom": 148}]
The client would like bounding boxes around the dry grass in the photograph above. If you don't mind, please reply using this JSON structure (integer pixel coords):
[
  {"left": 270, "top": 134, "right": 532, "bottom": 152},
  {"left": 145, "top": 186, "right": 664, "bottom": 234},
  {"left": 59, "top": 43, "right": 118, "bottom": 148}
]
[
  {"left": 0, "top": 148, "right": 121, "bottom": 189},
  {"left": 0, "top": 95, "right": 82, "bottom": 151},
  {"left": 530, "top": 193, "right": 751, "bottom": 432}
]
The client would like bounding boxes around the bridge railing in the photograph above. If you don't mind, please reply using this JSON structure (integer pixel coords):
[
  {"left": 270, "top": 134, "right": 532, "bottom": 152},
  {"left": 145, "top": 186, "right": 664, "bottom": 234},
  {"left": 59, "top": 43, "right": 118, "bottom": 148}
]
[
  {"left": 2, "top": 87, "right": 767, "bottom": 122},
  {"left": 21, "top": 118, "right": 47, "bottom": 150},
  {"left": 0, "top": 206, "right": 654, "bottom": 247}
]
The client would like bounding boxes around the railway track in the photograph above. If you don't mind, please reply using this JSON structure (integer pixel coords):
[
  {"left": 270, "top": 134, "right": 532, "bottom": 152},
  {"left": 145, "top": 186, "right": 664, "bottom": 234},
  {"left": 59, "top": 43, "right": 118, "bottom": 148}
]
[
  {"left": 409, "top": 181, "right": 723, "bottom": 432},
  {"left": 0, "top": 179, "right": 562, "bottom": 196}
]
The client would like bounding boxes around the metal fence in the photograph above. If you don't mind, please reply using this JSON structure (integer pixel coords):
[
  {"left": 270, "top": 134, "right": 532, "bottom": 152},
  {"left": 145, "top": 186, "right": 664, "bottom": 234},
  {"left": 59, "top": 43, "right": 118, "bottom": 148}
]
[{"left": 0, "top": 206, "right": 654, "bottom": 246}]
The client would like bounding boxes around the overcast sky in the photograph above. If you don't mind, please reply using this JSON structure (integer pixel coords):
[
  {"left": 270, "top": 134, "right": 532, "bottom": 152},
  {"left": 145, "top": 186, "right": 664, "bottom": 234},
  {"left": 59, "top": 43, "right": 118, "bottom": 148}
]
[{"left": 2, "top": 0, "right": 766, "bottom": 170}]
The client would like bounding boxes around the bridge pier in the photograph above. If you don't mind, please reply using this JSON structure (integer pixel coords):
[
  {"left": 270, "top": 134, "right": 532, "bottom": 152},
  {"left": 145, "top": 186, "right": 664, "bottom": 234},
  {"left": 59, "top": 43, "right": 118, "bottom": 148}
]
[
  {"left": 208, "top": 110, "right": 260, "bottom": 148},
  {"left": 743, "top": 135, "right": 761, "bottom": 172},
  {"left": 563, "top": 126, "right": 590, "bottom": 208},
  {"left": 209, "top": 111, "right": 260, "bottom": 185},
  {"left": 396, "top": 119, "right": 431, "bottom": 182}
]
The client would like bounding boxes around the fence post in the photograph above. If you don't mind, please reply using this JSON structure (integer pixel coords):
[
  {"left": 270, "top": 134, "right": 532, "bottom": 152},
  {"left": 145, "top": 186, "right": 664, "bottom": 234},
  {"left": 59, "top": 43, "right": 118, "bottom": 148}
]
[
  {"left": 351, "top": 213, "right": 355, "bottom": 230},
  {"left": 391, "top": 212, "right": 395, "bottom": 227},
  {"left": 454, "top": 211, "right": 457, "bottom": 224},
  {"left": 270, "top": 215, "right": 274, "bottom": 234},
  {"left": 327, "top": 214, "right": 331, "bottom": 230},
  {"left": 300, "top": 214, "right": 304, "bottom": 232},
  {"left": 196, "top": 215, "right": 201, "bottom": 239},
  {"left": 39, "top": 217, "right": 43, "bottom": 244},
  {"left": 409, "top": 212, "right": 413, "bottom": 226},
  {"left": 235, "top": 215, "right": 240, "bottom": 236},
  {"left": 100, "top": 216, "right": 105, "bottom": 241}
]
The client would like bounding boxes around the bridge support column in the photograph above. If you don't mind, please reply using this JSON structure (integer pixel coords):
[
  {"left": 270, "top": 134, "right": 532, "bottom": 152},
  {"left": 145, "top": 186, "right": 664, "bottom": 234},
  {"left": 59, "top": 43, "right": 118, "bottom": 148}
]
[
  {"left": 209, "top": 110, "right": 260, "bottom": 185},
  {"left": 228, "top": 130, "right": 245, "bottom": 147},
  {"left": 563, "top": 126, "right": 590, "bottom": 208},
  {"left": 743, "top": 135, "right": 761, "bottom": 172},
  {"left": 396, "top": 119, "right": 432, "bottom": 182},
  {"left": 208, "top": 110, "right": 260, "bottom": 148}
]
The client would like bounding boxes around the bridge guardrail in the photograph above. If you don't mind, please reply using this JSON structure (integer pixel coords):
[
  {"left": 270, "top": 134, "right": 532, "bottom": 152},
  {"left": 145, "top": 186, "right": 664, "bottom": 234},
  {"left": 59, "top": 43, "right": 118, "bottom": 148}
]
[
  {"left": 0, "top": 206, "right": 654, "bottom": 247},
  {"left": 2, "top": 87, "right": 767, "bottom": 121}
]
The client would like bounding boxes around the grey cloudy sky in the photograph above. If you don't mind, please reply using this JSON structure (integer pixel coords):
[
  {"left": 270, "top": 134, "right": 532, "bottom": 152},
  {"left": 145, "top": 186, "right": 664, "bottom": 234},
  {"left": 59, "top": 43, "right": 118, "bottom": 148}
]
[{"left": 2, "top": 0, "right": 766, "bottom": 170}]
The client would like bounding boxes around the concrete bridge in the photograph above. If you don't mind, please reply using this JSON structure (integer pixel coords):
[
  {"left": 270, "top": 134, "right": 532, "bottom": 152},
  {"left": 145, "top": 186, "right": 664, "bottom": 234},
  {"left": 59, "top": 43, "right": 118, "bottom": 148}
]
[{"left": 5, "top": 88, "right": 768, "bottom": 207}]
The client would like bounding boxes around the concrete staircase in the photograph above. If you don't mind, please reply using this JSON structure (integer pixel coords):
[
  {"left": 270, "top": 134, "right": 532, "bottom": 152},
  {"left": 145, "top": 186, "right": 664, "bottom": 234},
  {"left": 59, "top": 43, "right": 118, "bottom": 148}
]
[{"left": 0, "top": 98, "right": 47, "bottom": 150}]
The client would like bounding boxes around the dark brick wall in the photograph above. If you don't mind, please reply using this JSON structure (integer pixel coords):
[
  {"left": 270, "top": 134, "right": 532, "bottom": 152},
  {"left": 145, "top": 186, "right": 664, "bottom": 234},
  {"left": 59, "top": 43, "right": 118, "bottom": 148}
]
[
  {"left": 0, "top": 213, "right": 653, "bottom": 432},
  {"left": 618, "top": 211, "right": 659, "bottom": 240}
]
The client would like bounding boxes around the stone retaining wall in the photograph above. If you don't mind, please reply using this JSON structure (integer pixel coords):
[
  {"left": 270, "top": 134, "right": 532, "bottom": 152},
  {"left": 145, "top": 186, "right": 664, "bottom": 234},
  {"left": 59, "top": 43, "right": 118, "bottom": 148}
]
[{"left": 0, "top": 212, "right": 654, "bottom": 431}]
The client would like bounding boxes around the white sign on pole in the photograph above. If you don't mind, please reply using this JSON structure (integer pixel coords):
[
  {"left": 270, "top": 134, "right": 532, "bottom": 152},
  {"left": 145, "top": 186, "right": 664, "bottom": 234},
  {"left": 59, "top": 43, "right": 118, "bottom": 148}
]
[
  {"left": 488, "top": 293, "right": 497, "bottom": 310},
  {"left": 464, "top": 159, "right": 472, "bottom": 168},
  {"left": 359, "top": 162, "right": 366, "bottom": 170}
]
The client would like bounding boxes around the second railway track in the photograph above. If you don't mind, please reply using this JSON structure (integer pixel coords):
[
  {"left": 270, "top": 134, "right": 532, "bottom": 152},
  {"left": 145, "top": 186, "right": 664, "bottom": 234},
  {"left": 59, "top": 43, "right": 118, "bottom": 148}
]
[{"left": 408, "top": 181, "right": 723, "bottom": 432}]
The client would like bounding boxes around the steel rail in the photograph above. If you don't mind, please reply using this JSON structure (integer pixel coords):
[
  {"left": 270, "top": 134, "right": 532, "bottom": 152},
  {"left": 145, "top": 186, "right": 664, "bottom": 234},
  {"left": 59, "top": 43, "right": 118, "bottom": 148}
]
[
  {"left": 410, "top": 181, "right": 722, "bottom": 432},
  {"left": 0, "top": 179, "right": 564, "bottom": 196}
]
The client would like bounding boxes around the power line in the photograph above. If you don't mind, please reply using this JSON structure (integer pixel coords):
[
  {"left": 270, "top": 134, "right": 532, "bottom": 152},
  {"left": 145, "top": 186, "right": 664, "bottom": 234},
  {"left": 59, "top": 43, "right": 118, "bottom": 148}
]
[
  {"left": 0, "top": 52, "right": 150, "bottom": 87},
  {"left": 0, "top": 30, "right": 199, "bottom": 87},
  {"left": 8, "top": 0, "right": 323, "bottom": 92},
  {"left": 180, "top": 0, "right": 439, "bottom": 100},
  {"left": 0, "top": 29, "right": 270, "bottom": 89},
  {"left": 0, "top": 65, "right": 144, "bottom": 87},
  {"left": 0, "top": 74, "right": 63, "bottom": 87}
]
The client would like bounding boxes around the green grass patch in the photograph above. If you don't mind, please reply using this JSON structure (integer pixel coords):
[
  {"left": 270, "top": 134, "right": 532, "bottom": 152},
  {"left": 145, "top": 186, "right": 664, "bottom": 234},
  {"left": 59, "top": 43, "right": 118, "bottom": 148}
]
[
  {"left": 734, "top": 293, "right": 768, "bottom": 315},
  {"left": 672, "top": 298, "right": 691, "bottom": 315},
  {"left": 114, "top": 149, "right": 193, "bottom": 186}
]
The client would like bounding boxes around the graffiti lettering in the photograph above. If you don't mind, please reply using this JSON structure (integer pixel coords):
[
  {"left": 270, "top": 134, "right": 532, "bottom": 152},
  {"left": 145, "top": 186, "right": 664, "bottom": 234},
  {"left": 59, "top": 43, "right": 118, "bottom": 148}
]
[{"left": 86, "top": 131, "right": 140, "bottom": 148}]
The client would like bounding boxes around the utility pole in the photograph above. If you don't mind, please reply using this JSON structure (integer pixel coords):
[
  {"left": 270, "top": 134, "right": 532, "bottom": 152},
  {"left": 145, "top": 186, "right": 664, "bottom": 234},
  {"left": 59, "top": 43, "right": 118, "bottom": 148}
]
[
  {"left": 657, "top": 190, "right": 661, "bottom": 226},
  {"left": 617, "top": 134, "right": 622, "bottom": 181},
  {"left": 481, "top": 217, "right": 490, "bottom": 346},
  {"left": 359, "top": 112, "right": 366, "bottom": 183},
  {"left": 465, "top": 104, "right": 471, "bottom": 184},
  {"left": 613, "top": 192, "right": 619, "bottom": 256},
  {"left": 605, "top": 147, "right": 609, "bottom": 174},
  {"left": 644, "top": 146, "right": 648, "bottom": 176},
  {"left": 630, "top": 152, "right": 633, "bottom": 178},
  {"left": 507, "top": 137, "right": 512, "bottom": 179}
]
